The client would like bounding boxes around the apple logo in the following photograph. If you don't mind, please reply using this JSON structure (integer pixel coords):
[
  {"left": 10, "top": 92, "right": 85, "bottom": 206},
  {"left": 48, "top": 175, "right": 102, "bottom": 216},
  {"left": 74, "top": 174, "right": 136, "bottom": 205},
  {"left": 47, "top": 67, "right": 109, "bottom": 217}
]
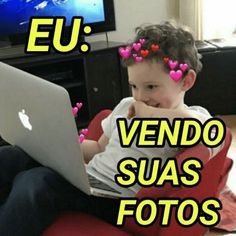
[{"left": 18, "top": 109, "right": 32, "bottom": 131}]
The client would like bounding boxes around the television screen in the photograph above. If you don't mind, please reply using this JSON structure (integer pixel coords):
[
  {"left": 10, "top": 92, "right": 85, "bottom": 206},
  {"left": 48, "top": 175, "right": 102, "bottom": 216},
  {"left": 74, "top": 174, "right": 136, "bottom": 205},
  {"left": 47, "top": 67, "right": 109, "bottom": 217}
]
[{"left": 0, "top": 0, "right": 115, "bottom": 45}]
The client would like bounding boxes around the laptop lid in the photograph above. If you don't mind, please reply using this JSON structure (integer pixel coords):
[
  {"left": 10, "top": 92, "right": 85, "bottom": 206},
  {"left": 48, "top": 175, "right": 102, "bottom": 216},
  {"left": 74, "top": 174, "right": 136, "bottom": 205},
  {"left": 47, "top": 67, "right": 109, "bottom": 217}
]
[
  {"left": 0, "top": 62, "right": 92, "bottom": 194},
  {"left": 0, "top": 62, "right": 134, "bottom": 198},
  {"left": 0, "top": 62, "right": 135, "bottom": 198}
]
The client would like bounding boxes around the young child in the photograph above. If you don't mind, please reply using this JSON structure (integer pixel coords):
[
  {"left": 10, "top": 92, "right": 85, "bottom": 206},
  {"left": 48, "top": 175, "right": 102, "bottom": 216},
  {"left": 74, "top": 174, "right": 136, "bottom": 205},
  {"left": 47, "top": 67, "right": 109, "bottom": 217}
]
[{"left": 0, "top": 21, "right": 212, "bottom": 235}]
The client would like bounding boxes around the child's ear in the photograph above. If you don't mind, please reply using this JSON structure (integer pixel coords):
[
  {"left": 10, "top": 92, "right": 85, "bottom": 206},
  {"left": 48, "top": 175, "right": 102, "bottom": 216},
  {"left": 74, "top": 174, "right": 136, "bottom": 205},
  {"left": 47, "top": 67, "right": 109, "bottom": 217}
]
[{"left": 181, "top": 69, "right": 196, "bottom": 91}]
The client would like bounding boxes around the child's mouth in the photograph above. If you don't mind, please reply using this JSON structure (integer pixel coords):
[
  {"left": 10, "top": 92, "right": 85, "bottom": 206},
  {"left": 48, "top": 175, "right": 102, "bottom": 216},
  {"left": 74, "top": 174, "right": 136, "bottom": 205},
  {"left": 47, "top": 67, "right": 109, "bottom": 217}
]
[{"left": 145, "top": 103, "right": 160, "bottom": 108}]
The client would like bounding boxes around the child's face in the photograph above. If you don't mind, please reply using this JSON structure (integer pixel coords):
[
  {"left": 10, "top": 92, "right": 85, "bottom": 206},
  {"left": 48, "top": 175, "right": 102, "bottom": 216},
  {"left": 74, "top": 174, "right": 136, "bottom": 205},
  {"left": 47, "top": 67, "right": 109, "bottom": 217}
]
[{"left": 128, "top": 61, "right": 185, "bottom": 109}]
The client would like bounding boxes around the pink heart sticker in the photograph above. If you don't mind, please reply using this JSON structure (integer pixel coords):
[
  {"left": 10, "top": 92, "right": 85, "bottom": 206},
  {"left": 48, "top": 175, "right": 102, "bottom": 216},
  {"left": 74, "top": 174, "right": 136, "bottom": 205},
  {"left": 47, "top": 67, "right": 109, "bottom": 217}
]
[
  {"left": 72, "top": 107, "right": 78, "bottom": 116},
  {"left": 179, "top": 63, "right": 188, "bottom": 72},
  {"left": 76, "top": 102, "right": 83, "bottom": 110},
  {"left": 132, "top": 43, "right": 141, "bottom": 51},
  {"left": 169, "top": 70, "right": 183, "bottom": 82},
  {"left": 118, "top": 47, "right": 131, "bottom": 59},
  {"left": 139, "top": 38, "right": 145, "bottom": 45},
  {"left": 81, "top": 128, "right": 89, "bottom": 135},
  {"left": 168, "top": 60, "right": 178, "bottom": 70},
  {"left": 79, "top": 134, "right": 85, "bottom": 143},
  {"left": 135, "top": 56, "right": 143, "bottom": 63},
  {"left": 132, "top": 54, "right": 137, "bottom": 58}
]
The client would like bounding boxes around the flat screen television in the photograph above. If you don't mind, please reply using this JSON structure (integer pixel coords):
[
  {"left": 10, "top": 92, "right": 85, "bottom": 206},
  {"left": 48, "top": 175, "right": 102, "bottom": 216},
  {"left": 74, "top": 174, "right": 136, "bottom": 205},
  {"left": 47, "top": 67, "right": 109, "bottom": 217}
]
[{"left": 0, "top": 0, "right": 116, "bottom": 46}]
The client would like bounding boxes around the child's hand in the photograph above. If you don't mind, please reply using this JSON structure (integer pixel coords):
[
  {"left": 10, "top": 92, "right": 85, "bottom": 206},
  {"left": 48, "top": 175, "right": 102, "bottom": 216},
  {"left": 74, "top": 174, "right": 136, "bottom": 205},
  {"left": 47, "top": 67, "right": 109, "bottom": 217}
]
[{"left": 127, "top": 101, "right": 150, "bottom": 119}]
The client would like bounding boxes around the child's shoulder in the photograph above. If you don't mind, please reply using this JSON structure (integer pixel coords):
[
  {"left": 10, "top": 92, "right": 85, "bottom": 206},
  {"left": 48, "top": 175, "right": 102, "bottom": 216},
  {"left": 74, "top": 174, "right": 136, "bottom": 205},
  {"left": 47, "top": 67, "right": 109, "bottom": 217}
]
[
  {"left": 186, "top": 105, "right": 211, "bottom": 116},
  {"left": 185, "top": 104, "right": 212, "bottom": 123}
]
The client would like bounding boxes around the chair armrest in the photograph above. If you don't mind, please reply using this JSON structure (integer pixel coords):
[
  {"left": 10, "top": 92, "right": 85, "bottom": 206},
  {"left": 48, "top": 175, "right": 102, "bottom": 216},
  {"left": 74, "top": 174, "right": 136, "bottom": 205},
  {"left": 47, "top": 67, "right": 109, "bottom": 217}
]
[{"left": 86, "top": 110, "right": 112, "bottom": 141}]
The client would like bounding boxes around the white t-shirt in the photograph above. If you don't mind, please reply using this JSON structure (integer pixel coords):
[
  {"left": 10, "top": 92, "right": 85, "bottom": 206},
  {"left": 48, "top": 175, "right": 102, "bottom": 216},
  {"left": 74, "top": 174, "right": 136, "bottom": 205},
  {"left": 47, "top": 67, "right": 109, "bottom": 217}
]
[{"left": 88, "top": 97, "right": 212, "bottom": 193}]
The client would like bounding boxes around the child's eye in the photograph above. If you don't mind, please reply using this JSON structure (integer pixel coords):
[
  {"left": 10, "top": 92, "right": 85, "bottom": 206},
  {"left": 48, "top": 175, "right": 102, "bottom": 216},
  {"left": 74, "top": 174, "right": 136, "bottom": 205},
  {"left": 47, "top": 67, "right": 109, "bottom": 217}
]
[
  {"left": 129, "top": 84, "right": 137, "bottom": 89},
  {"left": 147, "top": 85, "right": 158, "bottom": 90}
]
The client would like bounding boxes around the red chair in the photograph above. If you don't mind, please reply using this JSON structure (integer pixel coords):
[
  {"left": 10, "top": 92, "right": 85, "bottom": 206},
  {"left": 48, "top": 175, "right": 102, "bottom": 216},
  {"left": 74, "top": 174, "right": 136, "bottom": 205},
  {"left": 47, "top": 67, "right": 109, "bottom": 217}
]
[{"left": 43, "top": 110, "right": 233, "bottom": 236}]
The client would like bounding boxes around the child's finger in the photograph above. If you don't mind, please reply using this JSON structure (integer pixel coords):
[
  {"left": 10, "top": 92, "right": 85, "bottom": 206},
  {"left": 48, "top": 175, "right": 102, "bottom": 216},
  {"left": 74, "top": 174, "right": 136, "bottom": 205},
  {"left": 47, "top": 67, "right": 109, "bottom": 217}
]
[{"left": 127, "top": 104, "right": 135, "bottom": 119}]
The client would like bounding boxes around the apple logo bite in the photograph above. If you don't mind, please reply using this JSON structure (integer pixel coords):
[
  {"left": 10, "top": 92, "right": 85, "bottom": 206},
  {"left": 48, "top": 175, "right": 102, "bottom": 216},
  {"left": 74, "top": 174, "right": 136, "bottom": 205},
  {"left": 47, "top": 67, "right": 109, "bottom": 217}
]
[{"left": 18, "top": 109, "right": 32, "bottom": 131}]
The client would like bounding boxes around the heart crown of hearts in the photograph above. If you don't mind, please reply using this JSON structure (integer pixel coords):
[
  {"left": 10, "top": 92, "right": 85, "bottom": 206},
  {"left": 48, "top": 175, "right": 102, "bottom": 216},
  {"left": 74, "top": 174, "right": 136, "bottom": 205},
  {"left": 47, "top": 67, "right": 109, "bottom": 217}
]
[{"left": 118, "top": 38, "right": 189, "bottom": 82}]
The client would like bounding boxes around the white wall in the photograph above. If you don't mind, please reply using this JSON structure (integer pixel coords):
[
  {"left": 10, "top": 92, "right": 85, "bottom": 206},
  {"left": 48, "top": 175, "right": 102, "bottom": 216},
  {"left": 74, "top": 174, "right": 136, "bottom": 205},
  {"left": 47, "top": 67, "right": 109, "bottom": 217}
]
[
  {"left": 202, "top": 0, "right": 236, "bottom": 39},
  {"left": 87, "top": 0, "right": 179, "bottom": 43}
]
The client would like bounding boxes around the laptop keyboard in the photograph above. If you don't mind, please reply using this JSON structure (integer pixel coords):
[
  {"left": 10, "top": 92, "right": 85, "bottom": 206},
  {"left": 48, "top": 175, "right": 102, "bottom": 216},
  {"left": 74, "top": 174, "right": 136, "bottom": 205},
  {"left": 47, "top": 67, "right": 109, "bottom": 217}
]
[{"left": 88, "top": 174, "right": 121, "bottom": 194}]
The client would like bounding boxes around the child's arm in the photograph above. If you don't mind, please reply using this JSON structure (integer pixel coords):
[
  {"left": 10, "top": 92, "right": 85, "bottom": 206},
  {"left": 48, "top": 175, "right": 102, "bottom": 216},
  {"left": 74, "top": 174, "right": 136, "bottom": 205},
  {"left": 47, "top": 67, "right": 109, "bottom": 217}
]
[
  {"left": 128, "top": 101, "right": 207, "bottom": 123},
  {"left": 81, "top": 134, "right": 109, "bottom": 163}
]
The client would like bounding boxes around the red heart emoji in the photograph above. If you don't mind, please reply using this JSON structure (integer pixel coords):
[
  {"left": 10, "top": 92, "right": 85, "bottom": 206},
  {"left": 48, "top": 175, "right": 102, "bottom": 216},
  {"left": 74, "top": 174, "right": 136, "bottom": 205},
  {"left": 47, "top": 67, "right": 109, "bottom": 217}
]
[
  {"left": 163, "top": 57, "right": 169, "bottom": 64},
  {"left": 151, "top": 44, "right": 159, "bottom": 52},
  {"left": 140, "top": 49, "right": 149, "bottom": 58}
]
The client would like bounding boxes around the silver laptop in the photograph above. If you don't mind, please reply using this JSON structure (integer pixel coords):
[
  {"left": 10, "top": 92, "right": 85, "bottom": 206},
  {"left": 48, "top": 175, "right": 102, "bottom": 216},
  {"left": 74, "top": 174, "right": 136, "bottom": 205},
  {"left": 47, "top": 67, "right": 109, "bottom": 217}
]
[{"left": 0, "top": 62, "right": 135, "bottom": 198}]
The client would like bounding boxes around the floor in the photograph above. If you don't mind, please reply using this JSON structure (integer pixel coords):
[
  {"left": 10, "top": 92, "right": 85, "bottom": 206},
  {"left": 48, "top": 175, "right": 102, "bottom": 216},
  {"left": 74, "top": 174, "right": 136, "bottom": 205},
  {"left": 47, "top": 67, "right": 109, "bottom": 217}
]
[{"left": 208, "top": 115, "right": 236, "bottom": 236}]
